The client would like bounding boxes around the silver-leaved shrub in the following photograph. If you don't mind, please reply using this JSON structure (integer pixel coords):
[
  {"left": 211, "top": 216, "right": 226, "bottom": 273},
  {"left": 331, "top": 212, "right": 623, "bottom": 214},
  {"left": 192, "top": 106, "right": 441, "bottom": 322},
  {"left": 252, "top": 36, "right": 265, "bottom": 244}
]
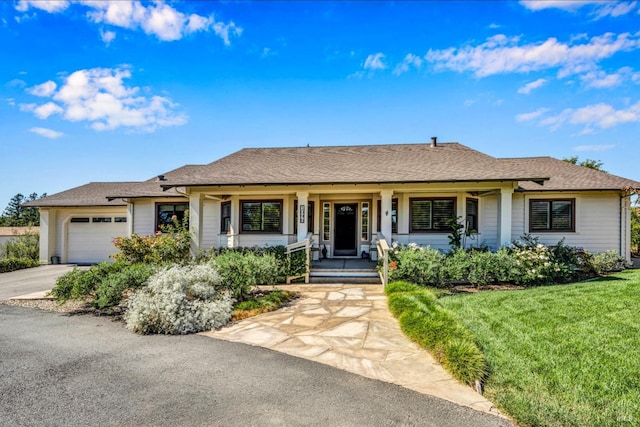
[{"left": 125, "top": 264, "right": 233, "bottom": 335}]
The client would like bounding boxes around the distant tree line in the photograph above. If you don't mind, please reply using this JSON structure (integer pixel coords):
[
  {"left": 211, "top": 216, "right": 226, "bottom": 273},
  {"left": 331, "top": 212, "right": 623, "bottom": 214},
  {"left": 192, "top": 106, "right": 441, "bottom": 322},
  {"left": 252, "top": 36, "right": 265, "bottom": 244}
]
[{"left": 0, "top": 193, "right": 46, "bottom": 227}]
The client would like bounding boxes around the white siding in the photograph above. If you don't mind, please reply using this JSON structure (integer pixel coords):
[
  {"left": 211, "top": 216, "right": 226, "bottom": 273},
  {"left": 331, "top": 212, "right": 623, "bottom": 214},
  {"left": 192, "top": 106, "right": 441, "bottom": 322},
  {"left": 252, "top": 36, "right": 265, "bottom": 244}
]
[
  {"left": 237, "top": 235, "right": 289, "bottom": 247},
  {"left": 202, "top": 199, "right": 219, "bottom": 250},
  {"left": 407, "top": 234, "right": 450, "bottom": 252},
  {"left": 518, "top": 192, "right": 621, "bottom": 254},
  {"left": 511, "top": 193, "right": 526, "bottom": 242},
  {"left": 132, "top": 200, "right": 155, "bottom": 236},
  {"left": 479, "top": 195, "right": 498, "bottom": 250}
]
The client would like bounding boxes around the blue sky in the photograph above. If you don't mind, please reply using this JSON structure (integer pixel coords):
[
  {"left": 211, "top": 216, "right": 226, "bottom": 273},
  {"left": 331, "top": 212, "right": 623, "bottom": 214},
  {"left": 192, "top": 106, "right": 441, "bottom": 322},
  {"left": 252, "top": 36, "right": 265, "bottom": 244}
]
[{"left": 1, "top": 1, "right": 639, "bottom": 207}]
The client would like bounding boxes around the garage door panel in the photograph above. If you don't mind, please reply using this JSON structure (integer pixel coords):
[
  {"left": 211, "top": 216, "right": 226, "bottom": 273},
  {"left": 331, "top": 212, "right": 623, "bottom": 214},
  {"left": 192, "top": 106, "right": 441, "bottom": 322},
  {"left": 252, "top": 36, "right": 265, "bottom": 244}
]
[{"left": 68, "top": 221, "right": 127, "bottom": 264}]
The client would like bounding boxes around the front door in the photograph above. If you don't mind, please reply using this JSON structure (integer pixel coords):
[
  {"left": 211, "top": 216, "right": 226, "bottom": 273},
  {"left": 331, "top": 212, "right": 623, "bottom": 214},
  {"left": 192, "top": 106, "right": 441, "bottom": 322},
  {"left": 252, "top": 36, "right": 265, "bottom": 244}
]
[{"left": 334, "top": 203, "right": 358, "bottom": 256}]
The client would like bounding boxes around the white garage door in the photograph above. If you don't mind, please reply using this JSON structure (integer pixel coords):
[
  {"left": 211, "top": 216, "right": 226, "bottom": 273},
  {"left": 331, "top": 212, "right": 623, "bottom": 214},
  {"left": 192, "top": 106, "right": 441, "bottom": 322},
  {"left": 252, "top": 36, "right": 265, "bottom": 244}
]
[{"left": 67, "top": 216, "right": 127, "bottom": 264}]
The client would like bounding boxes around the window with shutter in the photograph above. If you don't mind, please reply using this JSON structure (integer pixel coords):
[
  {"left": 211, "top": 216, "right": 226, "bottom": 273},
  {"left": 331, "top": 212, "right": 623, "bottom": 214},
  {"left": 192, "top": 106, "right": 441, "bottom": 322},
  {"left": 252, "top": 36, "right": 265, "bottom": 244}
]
[
  {"left": 529, "top": 199, "right": 574, "bottom": 232},
  {"left": 410, "top": 198, "right": 455, "bottom": 232},
  {"left": 241, "top": 200, "right": 282, "bottom": 233}
]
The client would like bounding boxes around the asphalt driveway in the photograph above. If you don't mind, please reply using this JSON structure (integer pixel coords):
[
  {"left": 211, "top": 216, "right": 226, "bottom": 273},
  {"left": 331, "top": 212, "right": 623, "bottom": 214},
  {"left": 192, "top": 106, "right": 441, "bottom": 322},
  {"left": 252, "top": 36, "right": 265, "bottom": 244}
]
[
  {"left": 0, "top": 305, "right": 512, "bottom": 427},
  {"left": 0, "top": 265, "right": 79, "bottom": 300}
]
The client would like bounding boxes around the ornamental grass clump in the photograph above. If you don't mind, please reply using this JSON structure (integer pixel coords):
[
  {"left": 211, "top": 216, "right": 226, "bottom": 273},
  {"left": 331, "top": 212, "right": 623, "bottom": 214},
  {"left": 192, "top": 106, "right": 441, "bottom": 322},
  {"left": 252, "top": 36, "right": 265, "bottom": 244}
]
[
  {"left": 384, "top": 281, "right": 488, "bottom": 386},
  {"left": 125, "top": 264, "right": 233, "bottom": 335}
]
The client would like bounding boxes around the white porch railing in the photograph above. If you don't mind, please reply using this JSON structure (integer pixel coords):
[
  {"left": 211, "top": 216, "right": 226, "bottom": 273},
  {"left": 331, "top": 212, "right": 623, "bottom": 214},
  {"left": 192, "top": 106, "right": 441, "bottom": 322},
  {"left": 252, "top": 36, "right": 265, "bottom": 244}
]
[
  {"left": 285, "top": 232, "right": 312, "bottom": 284},
  {"left": 377, "top": 232, "right": 390, "bottom": 287}
]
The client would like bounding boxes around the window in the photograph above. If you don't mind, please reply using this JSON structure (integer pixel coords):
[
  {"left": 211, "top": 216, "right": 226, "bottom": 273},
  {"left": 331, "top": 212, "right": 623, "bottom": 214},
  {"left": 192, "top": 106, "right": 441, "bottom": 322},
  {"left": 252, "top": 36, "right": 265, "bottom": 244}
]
[
  {"left": 377, "top": 199, "right": 398, "bottom": 233},
  {"left": 241, "top": 200, "right": 282, "bottom": 233},
  {"left": 156, "top": 202, "right": 189, "bottom": 231},
  {"left": 361, "top": 202, "right": 369, "bottom": 241},
  {"left": 466, "top": 199, "right": 478, "bottom": 233},
  {"left": 323, "top": 203, "right": 331, "bottom": 241},
  {"left": 70, "top": 217, "right": 90, "bottom": 223},
  {"left": 92, "top": 217, "right": 112, "bottom": 223},
  {"left": 410, "top": 198, "right": 456, "bottom": 232},
  {"left": 220, "top": 201, "right": 231, "bottom": 233},
  {"left": 530, "top": 199, "right": 574, "bottom": 232},
  {"left": 114, "top": 217, "right": 127, "bottom": 223},
  {"left": 293, "top": 201, "right": 314, "bottom": 234}
]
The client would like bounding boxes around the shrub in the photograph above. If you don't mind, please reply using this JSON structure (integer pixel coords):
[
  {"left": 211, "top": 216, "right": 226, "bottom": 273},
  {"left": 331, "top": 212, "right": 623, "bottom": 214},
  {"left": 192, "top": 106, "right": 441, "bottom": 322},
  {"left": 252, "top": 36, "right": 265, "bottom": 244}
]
[
  {"left": 212, "top": 251, "right": 279, "bottom": 301},
  {"left": 466, "top": 249, "right": 518, "bottom": 287},
  {"left": 387, "top": 243, "right": 446, "bottom": 287},
  {"left": 202, "top": 246, "right": 297, "bottom": 281},
  {"left": 93, "top": 263, "right": 156, "bottom": 309},
  {"left": 0, "top": 229, "right": 39, "bottom": 261},
  {"left": 509, "top": 244, "right": 572, "bottom": 286},
  {"left": 0, "top": 257, "right": 39, "bottom": 273},
  {"left": 50, "top": 261, "right": 127, "bottom": 303},
  {"left": 589, "top": 250, "right": 626, "bottom": 275},
  {"left": 112, "top": 216, "right": 191, "bottom": 265},
  {"left": 124, "top": 264, "right": 233, "bottom": 335},
  {"left": 384, "top": 281, "right": 487, "bottom": 385},
  {"left": 442, "top": 249, "right": 472, "bottom": 283}
]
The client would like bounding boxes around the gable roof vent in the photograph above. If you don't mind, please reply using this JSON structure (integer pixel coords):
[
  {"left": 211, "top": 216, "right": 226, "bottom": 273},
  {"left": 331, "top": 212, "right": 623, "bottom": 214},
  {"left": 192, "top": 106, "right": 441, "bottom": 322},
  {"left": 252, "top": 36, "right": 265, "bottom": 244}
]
[
  {"left": 156, "top": 175, "right": 166, "bottom": 181},
  {"left": 430, "top": 136, "right": 437, "bottom": 147}
]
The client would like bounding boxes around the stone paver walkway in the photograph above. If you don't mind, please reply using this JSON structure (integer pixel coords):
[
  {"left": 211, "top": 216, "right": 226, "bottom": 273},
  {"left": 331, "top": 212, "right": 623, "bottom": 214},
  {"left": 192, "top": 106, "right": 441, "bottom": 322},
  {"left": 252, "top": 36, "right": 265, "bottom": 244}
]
[{"left": 201, "top": 284, "right": 501, "bottom": 416}]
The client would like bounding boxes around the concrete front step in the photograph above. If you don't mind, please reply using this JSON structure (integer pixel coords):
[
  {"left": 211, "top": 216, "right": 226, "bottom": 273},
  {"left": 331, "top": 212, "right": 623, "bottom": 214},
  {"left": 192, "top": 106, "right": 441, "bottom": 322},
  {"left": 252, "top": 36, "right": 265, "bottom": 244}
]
[
  {"left": 310, "top": 269, "right": 379, "bottom": 278},
  {"left": 309, "top": 276, "right": 381, "bottom": 284}
]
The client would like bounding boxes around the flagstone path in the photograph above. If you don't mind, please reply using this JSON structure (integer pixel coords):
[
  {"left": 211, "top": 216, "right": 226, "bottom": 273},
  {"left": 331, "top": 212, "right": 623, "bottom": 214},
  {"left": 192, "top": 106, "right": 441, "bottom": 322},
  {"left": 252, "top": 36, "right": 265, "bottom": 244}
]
[{"left": 201, "top": 284, "right": 501, "bottom": 416}]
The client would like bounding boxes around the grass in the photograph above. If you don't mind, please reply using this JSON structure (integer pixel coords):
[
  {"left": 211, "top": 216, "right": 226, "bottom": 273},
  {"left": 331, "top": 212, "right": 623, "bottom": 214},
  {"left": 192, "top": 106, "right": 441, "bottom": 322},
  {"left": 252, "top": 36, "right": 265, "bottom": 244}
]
[
  {"left": 232, "top": 290, "right": 297, "bottom": 321},
  {"left": 439, "top": 269, "right": 640, "bottom": 427},
  {"left": 385, "top": 281, "right": 488, "bottom": 386}
]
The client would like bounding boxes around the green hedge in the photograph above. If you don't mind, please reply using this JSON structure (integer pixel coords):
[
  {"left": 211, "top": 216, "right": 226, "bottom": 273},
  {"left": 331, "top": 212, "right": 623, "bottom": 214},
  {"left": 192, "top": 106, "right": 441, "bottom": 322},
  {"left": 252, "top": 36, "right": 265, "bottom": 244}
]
[
  {"left": 0, "top": 257, "right": 39, "bottom": 273},
  {"left": 385, "top": 281, "right": 488, "bottom": 386}
]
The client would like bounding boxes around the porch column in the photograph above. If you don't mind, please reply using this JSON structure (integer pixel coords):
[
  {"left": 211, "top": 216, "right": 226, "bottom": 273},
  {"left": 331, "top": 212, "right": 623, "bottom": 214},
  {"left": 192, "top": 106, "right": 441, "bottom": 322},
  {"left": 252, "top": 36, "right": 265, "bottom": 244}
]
[
  {"left": 189, "top": 193, "right": 204, "bottom": 255},
  {"left": 498, "top": 188, "right": 513, "bottom": 247},
  {"left": 380, "top": 190, "right": 393, "bottom": 245},
  {"left": 296, "top": 191, "right": 309, "bottom": 242},
  {"left": 228, "top": 196, "right": 239, "bottom": 248},
  {"left": 126, "top": 202, "right": 134, "bottom": 236}
]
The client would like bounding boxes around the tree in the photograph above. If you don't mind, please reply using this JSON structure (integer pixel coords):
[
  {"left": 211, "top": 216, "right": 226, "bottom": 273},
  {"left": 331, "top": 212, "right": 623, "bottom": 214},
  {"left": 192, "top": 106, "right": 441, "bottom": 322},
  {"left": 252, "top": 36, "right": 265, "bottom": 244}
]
[
  {"left": 562, "top": 156, "right": 606, "bottom": 172},
  {"left": 0, "top": 192, "right": 46, "bottom": 226}
]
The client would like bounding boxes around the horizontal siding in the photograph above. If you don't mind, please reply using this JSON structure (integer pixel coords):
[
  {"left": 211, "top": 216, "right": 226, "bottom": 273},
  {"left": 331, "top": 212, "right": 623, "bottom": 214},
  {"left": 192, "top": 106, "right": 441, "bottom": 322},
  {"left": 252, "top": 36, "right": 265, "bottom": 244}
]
[
  {"left": 511, "top": 193, "right": 526, "bottom": 242},
  {"left": 405, "top": 234, "right": 450, "bottom": 252},
  {"left": 524, "top": 193, "right": 620, "bottom": 254},
  {"left": 132, "top": 200, "right": 154, "bottom": 236},
  {"left": 237, "top": 235, "right": 290, "bottom": 248},
  {"left": 478, "top": 195, "right": 497, "bottom": 251},
  {"left": 202, "top": 199, "right": 219, "bottom": 250}
]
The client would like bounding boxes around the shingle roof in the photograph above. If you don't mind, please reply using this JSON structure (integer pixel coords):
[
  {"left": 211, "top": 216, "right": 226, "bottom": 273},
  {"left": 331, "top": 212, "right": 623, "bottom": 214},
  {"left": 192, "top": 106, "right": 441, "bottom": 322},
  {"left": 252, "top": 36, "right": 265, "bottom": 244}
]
[
  {"left": 25, "top": 143, "right": 639, "bottom": 208},
  {"left": 162, "top": 143, "right": 550, "bottom": 187},
  {"left": 24, "top": 164, "right": 195, "bottom": 207},
  {"left": 499, "top": 157, "right": 640, "bottom": 191},
  {"left": 0, "top": 227, "right": 38, "bottom": 237}
]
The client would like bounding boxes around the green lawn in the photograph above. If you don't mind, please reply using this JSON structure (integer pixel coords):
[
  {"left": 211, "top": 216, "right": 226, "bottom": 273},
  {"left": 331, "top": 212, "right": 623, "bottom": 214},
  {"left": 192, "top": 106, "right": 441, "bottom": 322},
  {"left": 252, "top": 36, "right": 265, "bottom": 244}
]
[{"left": 439, "top": 269, "right": 640, "bottom": 427}]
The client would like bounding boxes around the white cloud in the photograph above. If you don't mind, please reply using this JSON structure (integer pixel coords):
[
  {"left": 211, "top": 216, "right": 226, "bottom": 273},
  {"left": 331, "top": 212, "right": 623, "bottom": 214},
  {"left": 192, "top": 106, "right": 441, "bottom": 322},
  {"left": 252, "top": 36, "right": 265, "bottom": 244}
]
[
  {"left": 535, "top": 101, "right": 640, "bottom": 132},
  {"left": 100, "top": 29, "right": 116, "bottom": 46},
  {"left": 18, "top": 67, "right": 187, "bottom": 132},
  {"left": 488, "top": 23, "right": 501, "bottom": 29},
  {"left": 363, "top": 52, "right": 387, "bottom": 71},
  {"left": 6, "top": 78, "right": 27, "bottom": 88},
  {"left": 20, "top": 102, "right": 64, "bottom": 119},
  {"left": 517, "top": 78, "right": 547, "bottom": 94},
  {"left": 574, "top": 144, "right": 615, "bottom": 152},
  {"left": 15, "top": 0, "right": 69, "bottom": 13},
  {"left": 425, "top": 32, "right": 640, "bottom": 79},
  {"left": 393, "top": 53, "right": 423, "bottom": 76},
  {"left": 29, "top": 127, "right": 63, "bottom": 139},
  {"left": 520, "top": 0, "right": 638, "bottom": 17},
  {"left": 516, "top": 107, "right": 550, "bottom": 122},
  {"left": 15, "top": 1, "right": 241, "bottom": 45},
  {"left": 580, "top": 66, "right": 637, "bottom": 88},
  {"left": 27, "top": 80, "right": 57, "bottom": 97}
]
